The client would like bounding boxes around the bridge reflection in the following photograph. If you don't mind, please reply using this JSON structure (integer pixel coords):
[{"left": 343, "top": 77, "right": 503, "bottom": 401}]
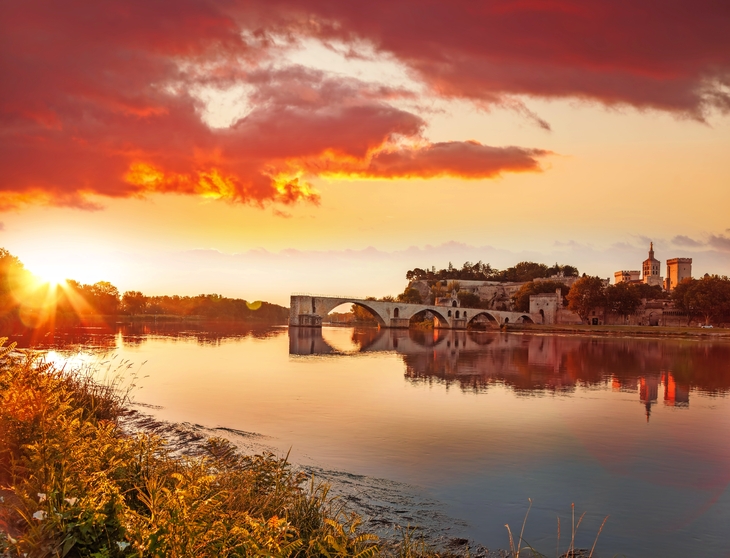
[{"left": 289, "top": 326, "right": 730, "bottom": 399}]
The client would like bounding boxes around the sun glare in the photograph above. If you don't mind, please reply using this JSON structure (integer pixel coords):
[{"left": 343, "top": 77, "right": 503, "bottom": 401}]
[{"left": 31, "top": 267, "right": 68, "bottom": 289}]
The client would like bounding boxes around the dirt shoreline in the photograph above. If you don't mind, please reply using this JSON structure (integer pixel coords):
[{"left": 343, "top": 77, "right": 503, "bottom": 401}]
[{"left": 121, "top": 406, "right": 508, "bottom": 558}]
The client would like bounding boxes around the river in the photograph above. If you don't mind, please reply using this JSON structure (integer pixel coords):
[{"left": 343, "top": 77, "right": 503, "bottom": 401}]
[{"left": 11, "top": 323, "right": 730, "bottom": 557}]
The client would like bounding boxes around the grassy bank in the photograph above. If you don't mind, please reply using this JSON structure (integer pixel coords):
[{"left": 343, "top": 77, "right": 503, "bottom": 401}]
[
  {"left": 502, "top": 323, "right": 730, "bottom": 339},
  {"left": 0, "top": 340, "right": 386, "bottom": 558}
]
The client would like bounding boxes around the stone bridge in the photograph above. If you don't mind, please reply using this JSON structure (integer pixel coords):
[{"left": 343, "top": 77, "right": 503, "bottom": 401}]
[{"left": 289, "top": 294, "right": 539, "bottom": 329}]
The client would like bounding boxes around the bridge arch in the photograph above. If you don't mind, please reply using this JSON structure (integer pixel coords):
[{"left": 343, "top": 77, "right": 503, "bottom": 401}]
[
  {"left": 408, "top": 307, "right": 451, "bottom": 329},
  {"left": 467, "top": 311, "right": 500, "bottom": 329},
  {"left": 520, "top": 315, "right": 535, "bottom": 324},
  {"left": 317, "top": 298, "right": 388, "bottom": 326}
]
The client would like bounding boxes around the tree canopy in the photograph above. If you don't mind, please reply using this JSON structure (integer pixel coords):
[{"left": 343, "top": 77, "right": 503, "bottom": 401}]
[
  {"left": 405, "top": 261, "right": 578, "bottom": 283},
  {"left": 605, "top": 282, "right": 642, "bottom": 318},
  {"left": 672, "top": 276, "right": 730, "bottom": 325},
  {"left": 566, "top": 276, "right": 607, "bottom": 321},
  {"left": 397, "top": 287, "right": 423, "bottom": 304}
]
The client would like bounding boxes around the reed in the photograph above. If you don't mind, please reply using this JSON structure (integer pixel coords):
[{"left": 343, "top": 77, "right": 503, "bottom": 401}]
[{"left": 505, "top": 501, "right": 608, "bottom": 558}]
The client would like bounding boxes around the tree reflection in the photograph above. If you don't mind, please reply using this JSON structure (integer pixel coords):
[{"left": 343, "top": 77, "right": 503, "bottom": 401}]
[
  {"left": 9, "top": 321, "right": 286, "bottom": 350},
  {"left": 401, "top": 333, "right": 730, "bottom": 397},
  {"left": 286, "top": 327, "right": 730, "bottom": 396}
]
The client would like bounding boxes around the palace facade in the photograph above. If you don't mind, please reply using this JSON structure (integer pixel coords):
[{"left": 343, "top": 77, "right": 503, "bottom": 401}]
[{"left": 615, "top": 242, "right": 692, "bottom": 291}]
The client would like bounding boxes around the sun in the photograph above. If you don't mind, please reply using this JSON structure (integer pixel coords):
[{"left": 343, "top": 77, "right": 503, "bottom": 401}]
[{"left": 29, "top": 266, "right": 69, "bottom": 289}]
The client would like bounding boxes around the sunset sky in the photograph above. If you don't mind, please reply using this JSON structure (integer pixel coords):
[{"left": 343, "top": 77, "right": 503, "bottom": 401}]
[{"left": 2, "top": 1, "right": 729, "bottom": 305}]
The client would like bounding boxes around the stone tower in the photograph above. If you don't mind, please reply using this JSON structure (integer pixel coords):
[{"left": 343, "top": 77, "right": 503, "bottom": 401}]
[
  {"left": 642, "top": 242, "right": 663, "bottom": 287},
  {"left": 666, "top": 258, "right": 692, "bottom": 291}
]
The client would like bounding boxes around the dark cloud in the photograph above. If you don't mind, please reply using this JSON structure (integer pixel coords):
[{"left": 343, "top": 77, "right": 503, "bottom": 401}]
[
  {"left": 708, "top": 234, "right": 730, "bottom": 252},
  {"left": 251, "top": 0, "right": 730, "bottom": 117},
  {"left": 672, "top": 235, "right": 705, "bottom": 248}
]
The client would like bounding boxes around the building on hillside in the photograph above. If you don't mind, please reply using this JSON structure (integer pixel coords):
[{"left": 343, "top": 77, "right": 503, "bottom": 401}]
[
  {"left": 642, "top": 242, "right": 663, "bottom": 287},
  {"left": 435, "top": 289, "right": 460, "bottom": 307},
  {"left": 665, "top": 258, "right": 692, "bottom": 291},
  {"left": 614, "top": 270, "right": 641, "bottom": 284},
  {"left": 529, "top": 290, "right": 561, "bottom": 324},
  {"left": 529, "top": 289, "right": 583, "bottom": 325}
]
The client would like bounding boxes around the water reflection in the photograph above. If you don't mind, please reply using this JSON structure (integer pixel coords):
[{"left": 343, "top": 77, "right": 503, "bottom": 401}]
[
  {"left": 289, "top": 327, "right": 730, "bottom": 400},
  {"left": 8, "top": 321, "right": 286, "bottom": 351}
]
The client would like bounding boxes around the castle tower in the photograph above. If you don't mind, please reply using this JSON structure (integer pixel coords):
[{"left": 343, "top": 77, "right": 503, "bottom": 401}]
[
  {"left": 666, "top": 258, "right": 692, "bottom": 291},
  {"left": 642, "top": 242, "right": 663, "bottom": 288}
]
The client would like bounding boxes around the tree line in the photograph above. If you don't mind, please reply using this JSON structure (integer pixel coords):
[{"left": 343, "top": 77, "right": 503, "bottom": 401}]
[
  {"left": 0, "top": 248, "right": 288, "bottom": 326},
  {"left": 566, "top": 274, "right": 730, "bottom": 325},
  {"left": 405, "top": 260, "right": 579, "bottom": 283}
]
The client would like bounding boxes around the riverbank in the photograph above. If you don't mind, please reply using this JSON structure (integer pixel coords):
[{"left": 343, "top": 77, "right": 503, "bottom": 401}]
[
  {"left": 501, "top": 322, "right": 730, "bottom": 339},
  {"left": 0, "top": 339, "right": 510, "bottom": 558}
]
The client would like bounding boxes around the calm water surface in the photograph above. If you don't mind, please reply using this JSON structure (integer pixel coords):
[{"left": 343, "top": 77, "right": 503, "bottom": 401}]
[{"left": 14, "top": 323, "right": 730, "bottom": 557}]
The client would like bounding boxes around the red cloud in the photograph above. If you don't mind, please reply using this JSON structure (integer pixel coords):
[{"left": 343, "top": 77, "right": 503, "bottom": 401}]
[
  {"left": 0, "top": 2, "right": 550, "bottom": 210},
  {"left": 259, "top": 0, "right": 730, "bottom": 117},
  {"left": 4, "top": 0, "right": 726, "bottom": 210}
]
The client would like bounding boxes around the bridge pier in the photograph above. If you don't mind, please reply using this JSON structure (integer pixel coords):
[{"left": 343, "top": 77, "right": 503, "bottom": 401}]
[{"left": 289, "top": 295, "right": 323, "bottom": 327}]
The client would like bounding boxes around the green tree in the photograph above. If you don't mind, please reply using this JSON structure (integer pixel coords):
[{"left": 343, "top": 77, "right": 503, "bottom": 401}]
[
  {"left": 605, "top": 282, "right": 642, "bottom": 319},
  {"left": 673, "top": 276, "right": 730, "bottom": 325},
  {"left": 566, "top": 276, "right": 607, "bottom": 322},
  {"left": 89, "top": 281, "right": 120, "bottom": 315},
  {"left": 122, "top": 291, "right": 147, "bottom": 314},
  {"left": 397, "top": 287, "right": 422, "bottom": 304},
  {"left": 632, "top": 282, "right": 666, "bottom": 300},
  {"left": 0, "top": 248, "right": 29, "bottom": 320},
  {"left": 429, "top": 283, "right": 446, "bottom": 304},
  {"left": 457, "top": 291, "right": 481, "bottom": 308},
  {"left": 512, "top": 280, "right": 570, "bottom": 312},
  {"left": 446, "top": 280, "right": 461, "bottom": 293},
  {"left": 405, "top": 268, "right": 427, "bottom": 281},
  {"left": 0, "top": 248, "right": 26, "bottom": 295}
]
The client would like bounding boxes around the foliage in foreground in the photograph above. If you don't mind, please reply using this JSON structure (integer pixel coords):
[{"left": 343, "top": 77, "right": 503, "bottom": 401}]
[{"left": 0, "top": 340, "right": 377, "bottom": 558}]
